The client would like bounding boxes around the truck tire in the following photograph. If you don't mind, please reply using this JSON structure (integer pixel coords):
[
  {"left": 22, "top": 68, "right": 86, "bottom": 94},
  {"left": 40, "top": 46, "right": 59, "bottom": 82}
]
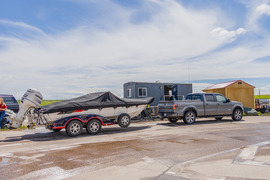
[
  {"left": 66, "top": 120, "right": 83, "bottom": 137},
  {"left": 118, "top": 113, "right": 131, "bottom": 128},
  {"left": 86, "top": 119, "right": 102, "bottom": 135},
  {"left": 232, "top": 108, "right": 243, "bottom": 121},
  {"left": 183, "top": 111, "right": 196, "bottom": 124},
  {"left": 168, "top": 118, "right": 178, "bottom": 123}
]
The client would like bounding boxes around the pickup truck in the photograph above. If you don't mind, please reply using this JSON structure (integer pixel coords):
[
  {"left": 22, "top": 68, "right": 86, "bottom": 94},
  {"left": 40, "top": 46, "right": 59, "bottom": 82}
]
[{"left": 158, "top": 93, "right": 244, "bottom": 124}]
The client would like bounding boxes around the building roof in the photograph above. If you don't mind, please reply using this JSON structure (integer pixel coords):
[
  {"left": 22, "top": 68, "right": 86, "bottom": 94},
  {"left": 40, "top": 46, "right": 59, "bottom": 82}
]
[
  {"left": 203, "top": 80, "right": 255, "bottom": 90},
  {"left": 124, "top": 81, "right": 192, "bottom": 85}
]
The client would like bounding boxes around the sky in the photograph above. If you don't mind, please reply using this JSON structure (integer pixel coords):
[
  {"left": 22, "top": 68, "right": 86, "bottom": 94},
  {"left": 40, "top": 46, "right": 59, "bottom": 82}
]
[{"left": 1, "top": 0, "right": 270, "bottom": 99}]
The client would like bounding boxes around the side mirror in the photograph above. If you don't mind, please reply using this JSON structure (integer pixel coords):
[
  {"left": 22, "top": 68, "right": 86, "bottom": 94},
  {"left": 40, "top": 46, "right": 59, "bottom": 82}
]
[{"left": 226, "top": 98, "right": 231, "bottom": 103}]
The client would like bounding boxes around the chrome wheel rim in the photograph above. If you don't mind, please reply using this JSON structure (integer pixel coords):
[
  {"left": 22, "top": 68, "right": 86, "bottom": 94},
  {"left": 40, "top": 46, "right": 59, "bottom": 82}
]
[
  {"left": 70, "top": 123, "right": 80, "bottom": 134},
  {"left": 90, "top": 122, "right": 99, "bottom": 132},
  {"left": 234, "top": 110, "right": 242, "bottom": 120},
  {"left": 186, "top": 112, "right": 195, "bottom": 123},
  {"left": 121, "top": 116, "right": 130, "bottom": 125}
]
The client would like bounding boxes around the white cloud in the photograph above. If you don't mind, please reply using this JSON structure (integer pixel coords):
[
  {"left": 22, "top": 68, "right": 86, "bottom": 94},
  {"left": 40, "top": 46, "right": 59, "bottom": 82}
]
[
  {"left": 209, "top": 27, "right": 247, "bottom": 42},
  {"left": 0, "top": 0, "right": 268, "bottom": 99},
  {"left": 256, "top": 3, "right": 270, "bottom": 15},
  {"left": 0, "top": 19, "right": 45, "bottom": 35}
]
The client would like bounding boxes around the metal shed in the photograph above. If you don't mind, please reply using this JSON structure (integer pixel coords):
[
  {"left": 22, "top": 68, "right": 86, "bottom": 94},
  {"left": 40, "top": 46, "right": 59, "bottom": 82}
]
[
  {"left": 203, "top": 80, "right": 255, "bottom": 109},
  {"left": 123, "top": 81, "right": 192, "bottom": 106}
]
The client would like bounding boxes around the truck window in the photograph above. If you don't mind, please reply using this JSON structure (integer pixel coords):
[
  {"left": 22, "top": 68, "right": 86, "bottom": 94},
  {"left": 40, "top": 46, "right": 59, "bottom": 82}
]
[
  {"left": 205, "top": 94, "right": 215, "bottom": 102},
  {"left": 186, "top": 95, "right": 192, "bottom": 100},
  {"left": 185, "top": 94, "right": 202, "bottom": 101},
  {"left": 3, "top": 97, "right": 17, "bottom": 103},
  {"left": 193, "top": 95, "right": 202, "bottom": 101},
  {"left": 216, "top": 94, "right": 226, "bottom": 102}
]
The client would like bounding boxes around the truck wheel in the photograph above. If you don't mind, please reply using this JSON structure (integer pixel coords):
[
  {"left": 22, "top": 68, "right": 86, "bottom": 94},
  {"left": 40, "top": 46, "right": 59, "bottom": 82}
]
[
  {"left": 86, "top": 119, "right": 102, "bottom": 135},
  {"left": 183, "top": 111, "right": 196, "bottom": 124},
  {"left": 118, "top": 113, "right": 131, "bottom": 128},
  {"left": 66, "top": 120, "right": 83, "bottom": 137},
  {"left": 168, "top": 118, "right": 178, "bottom": 123},
  {"left": 232, "top": 108, "right": 243, "bottom": 121}
]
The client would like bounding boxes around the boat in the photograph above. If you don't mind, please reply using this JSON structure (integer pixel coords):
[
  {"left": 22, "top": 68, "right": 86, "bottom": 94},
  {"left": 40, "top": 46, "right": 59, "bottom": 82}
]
[{"left": 40, "top": 91, "right": 154, "bottom": 123}]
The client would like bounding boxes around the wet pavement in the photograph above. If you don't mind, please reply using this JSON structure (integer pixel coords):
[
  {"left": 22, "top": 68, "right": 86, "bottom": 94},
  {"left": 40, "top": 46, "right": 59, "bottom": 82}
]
[{"left": 0, "top": 116, "right": 270, "bottom": 179}]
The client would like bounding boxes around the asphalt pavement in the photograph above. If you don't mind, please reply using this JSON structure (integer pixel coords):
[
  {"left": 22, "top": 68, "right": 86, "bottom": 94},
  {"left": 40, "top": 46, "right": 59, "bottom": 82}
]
[{"left": 0, "top": 116, "right": 270, "bottom": 180}]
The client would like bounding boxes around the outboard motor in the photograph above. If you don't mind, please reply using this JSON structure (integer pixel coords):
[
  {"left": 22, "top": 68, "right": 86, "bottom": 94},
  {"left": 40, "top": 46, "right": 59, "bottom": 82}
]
[{"left": 9, "top": 89, "right": 43, "bottom": 128}]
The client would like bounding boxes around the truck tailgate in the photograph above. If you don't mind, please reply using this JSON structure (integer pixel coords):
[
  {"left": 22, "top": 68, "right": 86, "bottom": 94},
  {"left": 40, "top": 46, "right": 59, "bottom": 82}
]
[{"left": 158, "top": 101, "right": 174, "bottom": 113}]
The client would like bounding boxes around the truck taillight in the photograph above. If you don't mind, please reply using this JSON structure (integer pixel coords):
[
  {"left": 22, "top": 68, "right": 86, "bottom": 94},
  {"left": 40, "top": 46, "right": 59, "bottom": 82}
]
[{"left": 173, "top": 104, "right": 176, "bottom": 110}]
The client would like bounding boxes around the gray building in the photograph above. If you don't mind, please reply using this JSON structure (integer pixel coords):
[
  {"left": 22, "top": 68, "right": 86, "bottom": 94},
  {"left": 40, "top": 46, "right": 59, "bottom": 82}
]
[{"left": 123, "top": 81, "right": 192, "bottom": 106}]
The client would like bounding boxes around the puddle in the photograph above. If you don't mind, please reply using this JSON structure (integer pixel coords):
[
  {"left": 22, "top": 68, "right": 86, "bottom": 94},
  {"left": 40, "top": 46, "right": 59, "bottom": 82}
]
[{"left": 0, "top": 157, "right": 10, "bottom": 167}]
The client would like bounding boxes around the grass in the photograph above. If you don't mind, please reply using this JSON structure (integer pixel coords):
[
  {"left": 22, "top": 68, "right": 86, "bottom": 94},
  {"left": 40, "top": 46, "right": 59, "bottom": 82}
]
[
  {"left": 254, "top": 95, "right": 270, "bottom": 99},
  {"left": 40, "top": 100, "right": 62, "bottom": 106},
  {"left": 17, "top": 100, "right": 62, "bottom": 106}
]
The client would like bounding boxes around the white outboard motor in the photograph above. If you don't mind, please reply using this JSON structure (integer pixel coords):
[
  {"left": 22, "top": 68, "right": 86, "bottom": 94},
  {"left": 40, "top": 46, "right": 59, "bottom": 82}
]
[{"left": 10, "top": 89, "right": 43, "bottom": 128}]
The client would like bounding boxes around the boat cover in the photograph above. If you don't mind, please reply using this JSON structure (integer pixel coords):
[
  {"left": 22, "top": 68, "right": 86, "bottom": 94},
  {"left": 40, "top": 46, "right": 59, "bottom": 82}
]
[{"left": 41, "top": 91, "right": 154, "bottom": 114}]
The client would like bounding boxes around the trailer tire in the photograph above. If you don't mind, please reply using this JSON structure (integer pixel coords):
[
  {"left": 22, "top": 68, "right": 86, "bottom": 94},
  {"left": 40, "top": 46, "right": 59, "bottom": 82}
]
[
  {"left": 183, "top": 111, "right": 196, "bottom": 124},
  {"left": 86, "top": 119, "right": 102, "bottom": 135},
  {"left": 118, "top": 113, "right": 131, "bottom": 128},
  {"left": 232, "top": 108, "right": 243, "bottom": 121},
  {"left": 168, "top": 118, "right": 178, "bottom": 123},
  {"left": 66, "top": 120, "right": 83, "bottom": 137}
]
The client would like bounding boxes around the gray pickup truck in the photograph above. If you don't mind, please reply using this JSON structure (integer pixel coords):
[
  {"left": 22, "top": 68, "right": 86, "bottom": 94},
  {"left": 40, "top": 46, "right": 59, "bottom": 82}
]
[{"left": 158, "top": 93, "right": 244, "bottom": 124}]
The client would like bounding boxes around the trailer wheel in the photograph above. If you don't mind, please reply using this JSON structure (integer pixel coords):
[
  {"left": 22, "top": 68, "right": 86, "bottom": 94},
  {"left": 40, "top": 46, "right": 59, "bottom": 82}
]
[
  {"left": 183, "top": 111, "right": 196, "bottom": 124},
  {"left": 168, "top": 118, "right": 178, "bottom": 123},
  {"left": 66, "top": 120, "right": 83, "bottom": 137},
  {"left": 86, "top": 119, "right": 102, "bottom": 135},
  {"left": 118, "top": 113, "right": 131, "bottom": 128},
  {"left": 232, "top": 108, "right": 243, "bottom": 121}
]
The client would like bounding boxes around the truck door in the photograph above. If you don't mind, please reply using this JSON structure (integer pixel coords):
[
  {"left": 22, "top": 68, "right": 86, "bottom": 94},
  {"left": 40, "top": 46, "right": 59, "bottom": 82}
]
[
  {"left": 204, "top": 94, "right": 219, "bottom": 116},
  {"left": 215, "top": 94, "right": 232, "bottom": 115}
]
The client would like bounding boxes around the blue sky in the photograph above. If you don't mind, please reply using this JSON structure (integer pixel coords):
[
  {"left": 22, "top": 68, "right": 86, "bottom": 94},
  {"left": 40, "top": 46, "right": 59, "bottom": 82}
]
[{"left": 1, "top": 0, "right": 270, "bottom": 99}]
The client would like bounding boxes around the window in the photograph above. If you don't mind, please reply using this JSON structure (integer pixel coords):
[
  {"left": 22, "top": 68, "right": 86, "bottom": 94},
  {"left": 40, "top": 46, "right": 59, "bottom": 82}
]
[
  {"left": 127, "top": 89, "right": 131, "bottom": 97},
  {"left": 205, "top": 94, "right": 215, "bottom": 102},
  {"left": 138, "top": 87, "right": 147, "bottom": 97},
  {"left": 3, "top": 97, "right": 17, "bottom": 103},
  {"left": 216, "top": 94, "right": 226, "bottom": 102},
  {"left": 185, "top": 94, "right": 202, "bottom": 101},
  {"left": 186, "top": 95, "right": 192, "bottom": 100},
  {"left": 193, "top": 95, "right": 202, "bottom": 101}
]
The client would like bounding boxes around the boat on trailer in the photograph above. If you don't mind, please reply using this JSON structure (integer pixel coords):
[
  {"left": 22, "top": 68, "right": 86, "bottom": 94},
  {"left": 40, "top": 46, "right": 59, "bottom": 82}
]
[
  {"left": 6, "top": 89, "right": 154, "bottom": 137},
  {"left": 38, "top": 91, "right": 154, "bottom": 136}
]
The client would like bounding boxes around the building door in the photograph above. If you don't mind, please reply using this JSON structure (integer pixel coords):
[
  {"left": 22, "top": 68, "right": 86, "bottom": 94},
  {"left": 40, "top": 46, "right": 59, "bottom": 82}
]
[{"left": 172, "top": 84, "right": 178, "bottom": 100}]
